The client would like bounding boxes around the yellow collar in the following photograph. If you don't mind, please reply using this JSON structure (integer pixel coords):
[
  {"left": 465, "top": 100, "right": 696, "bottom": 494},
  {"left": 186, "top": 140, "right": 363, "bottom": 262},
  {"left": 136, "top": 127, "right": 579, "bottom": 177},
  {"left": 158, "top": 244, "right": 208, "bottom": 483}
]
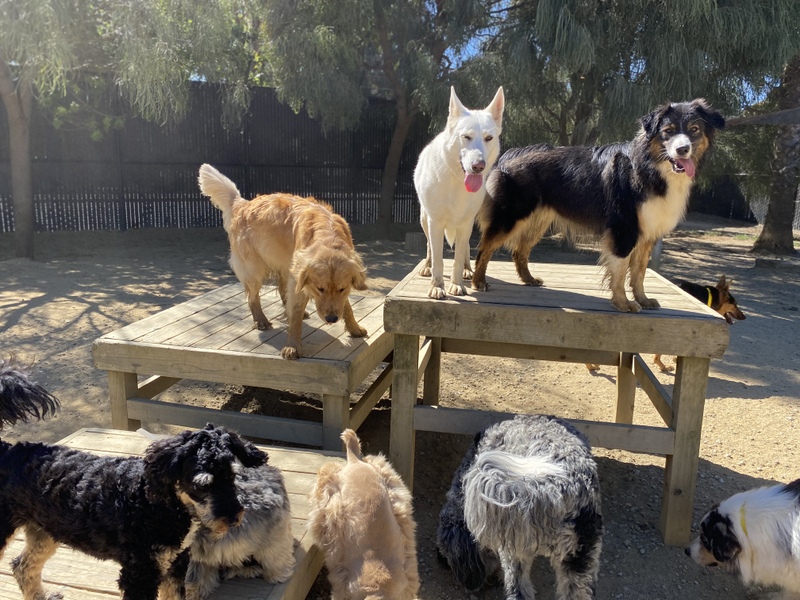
[
  {"left": 739, "top": 503, "right": 748, "bottom": 538},
  {"left": 706, "top": 287, "right": 713, "bottom": 307}
]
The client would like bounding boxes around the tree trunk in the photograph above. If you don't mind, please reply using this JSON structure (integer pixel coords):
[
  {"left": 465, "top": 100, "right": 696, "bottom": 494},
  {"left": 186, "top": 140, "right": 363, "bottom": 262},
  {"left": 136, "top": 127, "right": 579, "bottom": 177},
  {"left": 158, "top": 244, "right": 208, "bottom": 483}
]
[
  {"left": 376, "top": 107, "right": 415, "bottom": 238},
  {"left": 752, "top": 54, "right": 800, "bottom": 255},
  {"left": 0, "top": 63, "right": 35, "bottom": 259}
]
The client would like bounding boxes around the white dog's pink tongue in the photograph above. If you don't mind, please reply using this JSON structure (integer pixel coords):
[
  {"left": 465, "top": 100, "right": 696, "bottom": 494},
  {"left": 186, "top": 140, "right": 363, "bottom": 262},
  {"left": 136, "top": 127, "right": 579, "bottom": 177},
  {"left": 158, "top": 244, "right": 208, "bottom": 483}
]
[
  {"left": 464, "top": 173, "right": 483, "bottom": 192},
  {"left": 677, "top": 158, "right": 696, "bottom": 178}
]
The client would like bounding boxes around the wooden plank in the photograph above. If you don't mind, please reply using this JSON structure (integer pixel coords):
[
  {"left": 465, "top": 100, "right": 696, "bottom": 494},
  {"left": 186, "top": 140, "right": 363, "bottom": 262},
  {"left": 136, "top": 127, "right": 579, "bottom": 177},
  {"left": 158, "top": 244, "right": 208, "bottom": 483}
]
[
  {"left": 93, "top": 340, "right": 352, "bottom": 396},
  {"left": 384, "top": 296, "right": 729, "bottom": 357},
  {"left": 127, "top": 398, "right": 324, "bottom": 447},
  {"left": 421, "top": 337, "right": 441, "bottom": 406},
  {"left": 100, "top": 284, "right": 243, "bottom": 342},
  {"left": 441, "top": 338, "right": 619, "bottom": 366},
  {"left": 1, "top": 428, "right": 344, "bottom": 600},
  {"left": 634, "top": 353, "right": 673, "bottom": 425},
  {"left": 616, "top": 352, "right": 636, "bottom": 424},
  {"left": 413, "top": 405, "right": 676, "bottom": 457},
  {"left": 349, "top": 361, "right": 394, "bottom": 431},
  {"left": 108, "top": 371, "right": 138, "bottom": 430},
  {"left": 660, "top": 356, "right": 710, "bottom": 546},
  {"left": 137, "top": 375, "right": 181, "bottom": 398},
  {"left": 389, "top": 334, "right": 420, "bottom": 490}
]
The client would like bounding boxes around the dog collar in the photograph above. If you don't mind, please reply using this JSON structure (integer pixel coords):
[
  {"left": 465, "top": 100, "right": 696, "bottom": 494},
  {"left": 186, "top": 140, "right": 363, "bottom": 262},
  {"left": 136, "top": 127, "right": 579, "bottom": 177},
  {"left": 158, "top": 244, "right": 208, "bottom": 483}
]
[
  {"left": 705, "top": 287, "right": 713, "bottom": 307},
  {"left": 739, "top": 503, "right": 748, "bottom": 538}
]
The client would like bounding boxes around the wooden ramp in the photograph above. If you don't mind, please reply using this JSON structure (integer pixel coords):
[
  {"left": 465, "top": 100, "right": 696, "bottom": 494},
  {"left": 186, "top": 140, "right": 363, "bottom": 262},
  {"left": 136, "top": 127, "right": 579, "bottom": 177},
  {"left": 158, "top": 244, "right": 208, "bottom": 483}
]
[{"left": 0, "top": 428, "right": 342, "bottom": 600}]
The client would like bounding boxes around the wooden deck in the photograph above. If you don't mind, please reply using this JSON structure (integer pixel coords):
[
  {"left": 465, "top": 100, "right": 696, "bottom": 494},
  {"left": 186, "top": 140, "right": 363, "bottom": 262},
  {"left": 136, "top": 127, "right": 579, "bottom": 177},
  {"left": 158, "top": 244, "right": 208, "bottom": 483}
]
[
  {"left": 92, "top": 284, "right": 394, "bottom": 450},
  {"left": 384, "top": 259, "right": 730, "bottom": 546},
  {"left": 0, "top": 427, "right": 342, "bottom": 600}
]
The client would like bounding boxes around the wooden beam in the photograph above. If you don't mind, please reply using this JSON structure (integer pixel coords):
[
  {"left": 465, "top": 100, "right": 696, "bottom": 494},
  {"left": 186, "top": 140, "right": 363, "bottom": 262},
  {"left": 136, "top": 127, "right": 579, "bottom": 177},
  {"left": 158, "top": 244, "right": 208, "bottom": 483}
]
[
  {"left": 634, "top": 354, "right": 673, "bottom": 426},
  {"left": 413, "top": 405, "right": 675, "bottom": 456},
  {"left": 441, "top": 338, "right": 619, "bottom": 366},
  {"left": 137, "top": 375, "right": 181, "bottom": 399},
  {"left": 349, "top": 362, "right": 394, "bottom": 431},
  {"left": 126, "top": 397, "right": 323, "bottom": 447}
]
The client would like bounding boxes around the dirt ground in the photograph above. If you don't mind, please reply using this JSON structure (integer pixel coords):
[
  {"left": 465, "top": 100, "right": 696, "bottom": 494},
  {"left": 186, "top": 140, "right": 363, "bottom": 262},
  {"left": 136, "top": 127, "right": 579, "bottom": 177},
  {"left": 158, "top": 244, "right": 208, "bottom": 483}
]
[{"left": 1, "top": 213, "right": 799, "bottom": 600}]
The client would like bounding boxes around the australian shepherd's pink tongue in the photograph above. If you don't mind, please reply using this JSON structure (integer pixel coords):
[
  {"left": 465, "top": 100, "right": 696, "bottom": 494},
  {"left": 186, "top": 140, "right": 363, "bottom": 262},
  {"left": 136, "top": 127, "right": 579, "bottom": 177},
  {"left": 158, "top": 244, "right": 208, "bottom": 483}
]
[
  {"left": 676, "top": 158, "right": 696, "bottom": 178},
  {"left": 464, "top": 173, "right": 483, "bottom": 192}
]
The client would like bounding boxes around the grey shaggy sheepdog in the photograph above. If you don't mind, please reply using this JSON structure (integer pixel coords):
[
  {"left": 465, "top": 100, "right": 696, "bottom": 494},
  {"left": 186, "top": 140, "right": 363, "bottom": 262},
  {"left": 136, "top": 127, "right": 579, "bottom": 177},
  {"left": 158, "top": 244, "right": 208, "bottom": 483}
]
[{"left": 437, "top": 414, "right": 603, "bottom": 600}]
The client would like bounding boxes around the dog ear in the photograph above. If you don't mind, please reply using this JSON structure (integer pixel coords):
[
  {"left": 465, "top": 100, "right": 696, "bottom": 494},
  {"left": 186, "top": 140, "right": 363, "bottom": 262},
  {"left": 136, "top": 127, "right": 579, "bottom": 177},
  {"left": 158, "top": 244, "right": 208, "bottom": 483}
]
[
  {"left": 351, "top": 257, "right": 368, "bottom": 291},
  {"left": 448, "top": 86, "right": 468, "bottom": 130},
  {"left": 221, "top": 428, "right": 267, "bottom": 468},
  {"left": 693, "top": 98, "right": 726, "bottom": 130},
  {"left": 143, "top": 429, "right": 199, "bottom": 502},
  {"left": 709, "top": 521, "right": 741, "bottom": 562},
  {"left": 485, "top": 86, "right": 505, "bottom": 127},
  {"left": 640, "top": 105, "right": 668, "bottom": 138},
  {"left": 716, "top": 275, "right": 730, "bottom": 292}
]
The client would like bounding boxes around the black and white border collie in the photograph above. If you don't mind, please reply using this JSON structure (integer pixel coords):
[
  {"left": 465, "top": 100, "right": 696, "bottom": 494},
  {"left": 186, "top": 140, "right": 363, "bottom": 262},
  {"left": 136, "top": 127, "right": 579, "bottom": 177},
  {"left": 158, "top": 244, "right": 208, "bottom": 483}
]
[
  {"left": 686, "top": 479, "right": 800, "bottom": 595},
  {"left": 472, "top": 99, "right": 725, "bottom": 312}
]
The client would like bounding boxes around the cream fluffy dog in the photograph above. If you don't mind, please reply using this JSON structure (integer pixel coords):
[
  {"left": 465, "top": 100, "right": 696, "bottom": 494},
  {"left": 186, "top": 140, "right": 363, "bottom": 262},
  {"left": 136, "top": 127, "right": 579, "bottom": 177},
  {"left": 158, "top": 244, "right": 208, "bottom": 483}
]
[
  {"left": 308, "top": 429, "right": 419, "bottom": 600},
  {"left": 198, "top": 164, "right": 368, "bottom": 359}
]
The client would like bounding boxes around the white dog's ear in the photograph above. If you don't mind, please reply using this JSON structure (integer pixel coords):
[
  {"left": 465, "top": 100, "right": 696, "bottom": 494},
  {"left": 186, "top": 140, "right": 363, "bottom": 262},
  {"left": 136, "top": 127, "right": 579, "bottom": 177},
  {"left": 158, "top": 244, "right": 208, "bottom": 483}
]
[
  {"left": 447, "top": 86, "right": 468, "bottom": 130},
  {"left": 486, "top": 86, "right": 505, "bottom": 126}
]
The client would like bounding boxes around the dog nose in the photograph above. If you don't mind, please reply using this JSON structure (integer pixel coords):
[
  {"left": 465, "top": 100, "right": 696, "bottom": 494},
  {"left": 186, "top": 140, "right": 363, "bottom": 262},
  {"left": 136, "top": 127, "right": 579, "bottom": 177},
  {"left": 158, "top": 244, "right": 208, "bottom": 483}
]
[
  {"left": 325, "top": 315, "right": 339, "bottom": 324},
  {"left": 676, "top": 144, "right": 690, "bottom": 157},
  {"left": 472, "top": 159, "right": 486, "bottom": 173}
]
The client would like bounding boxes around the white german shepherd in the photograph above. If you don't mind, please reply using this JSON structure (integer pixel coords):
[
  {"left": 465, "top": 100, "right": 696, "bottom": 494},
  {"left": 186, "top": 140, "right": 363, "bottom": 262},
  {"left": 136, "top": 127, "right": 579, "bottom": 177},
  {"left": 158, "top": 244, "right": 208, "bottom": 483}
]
[{"left": 414, "top": 86, "right": 505, "bottom": 299}]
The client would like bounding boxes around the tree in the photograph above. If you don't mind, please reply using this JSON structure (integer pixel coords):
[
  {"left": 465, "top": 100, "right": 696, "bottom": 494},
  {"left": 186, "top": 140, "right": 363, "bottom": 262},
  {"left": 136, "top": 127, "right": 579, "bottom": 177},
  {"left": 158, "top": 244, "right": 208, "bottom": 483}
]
[
  {"left": 262, "top": 0, "right": 495, "bottom": 237},
  {"left": 476, "top": 0, "right": 800, "bottom": 148},
  {"left": 1, "top": 0, "right": 267, "bottom": 259},
  {"left": 751, "top": 54, "right": 800, "bottom": 255}
]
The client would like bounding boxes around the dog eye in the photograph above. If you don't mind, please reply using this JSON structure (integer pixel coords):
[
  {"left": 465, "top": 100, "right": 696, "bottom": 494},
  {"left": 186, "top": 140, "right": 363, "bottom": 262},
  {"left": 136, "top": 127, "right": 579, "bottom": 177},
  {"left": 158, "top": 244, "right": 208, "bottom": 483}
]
[
  {"left": 485, "top": 135, "right": 493, "bottom": 142},
  {"left": 689, "top": 125, "right": 700, "bottom": 134},
  {"left": 317, "top": 287, "right": 325, "bottom": 293},
  {"left": 462, "top": 134, "right": 472, "bottom": 141},
  {"left": 339, "top": 287, "right": 346, "bottom": 293}
]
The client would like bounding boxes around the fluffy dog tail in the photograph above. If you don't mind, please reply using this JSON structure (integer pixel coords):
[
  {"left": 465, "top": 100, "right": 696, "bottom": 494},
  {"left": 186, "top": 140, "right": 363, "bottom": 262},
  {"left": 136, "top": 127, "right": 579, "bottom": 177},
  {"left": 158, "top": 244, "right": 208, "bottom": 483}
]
[
  {"left": 0, "top": 359, "right": 60, "bottom": 429},
  {"left": 198, "top": 163, "right": 241, "bottom": 232},
  {"left": 341, "top": 428, "right": 363, "bottom": 463},
  {"left": 467, "top": 450, "right": 565, "bottom": 508}
]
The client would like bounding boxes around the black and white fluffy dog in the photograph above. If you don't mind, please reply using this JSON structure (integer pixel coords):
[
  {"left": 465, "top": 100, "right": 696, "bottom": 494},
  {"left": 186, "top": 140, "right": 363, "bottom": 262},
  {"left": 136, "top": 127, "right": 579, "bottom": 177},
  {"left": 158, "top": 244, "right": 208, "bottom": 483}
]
[
  {"left": 0, "top": 362, "right": 266, "bottom": 600},
  {"left": 185, "top": 463, "right": 296, "bottom": 600},
  {"left": 0, "top": 358, "right": 60, "bottom": 428},
  {"left": 438, "top": 415, "right": 603, "bottom": 600},
  {"left": 471, "top": 99, "right": 725, "bottom": 313},
  {"left": 686, "top": 479, "right": 800, "bottom": 596}
]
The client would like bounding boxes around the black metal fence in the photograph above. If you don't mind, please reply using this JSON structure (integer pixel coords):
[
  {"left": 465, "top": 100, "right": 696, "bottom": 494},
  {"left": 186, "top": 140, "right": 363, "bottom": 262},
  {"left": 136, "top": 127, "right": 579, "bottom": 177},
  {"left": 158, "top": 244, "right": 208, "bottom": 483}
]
[
  {"left": 0, "top": 83, "right": 763, "bottom": 233},
  {"left": 0, "top": 84, "right": 428, "bottom": 233}
]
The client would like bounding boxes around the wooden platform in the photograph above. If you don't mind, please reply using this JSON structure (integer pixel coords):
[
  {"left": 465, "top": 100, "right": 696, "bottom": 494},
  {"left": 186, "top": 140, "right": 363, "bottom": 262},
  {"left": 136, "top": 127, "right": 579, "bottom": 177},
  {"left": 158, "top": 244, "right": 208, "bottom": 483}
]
[
  {"left": 384, "top": 259, "right": 730, "bottom": 546},
  {"left": 92, "top": 284, "right": 394, "bottom": 450},
  {"left": 0, "top": 427, "right": 342, "bottom": 600}
]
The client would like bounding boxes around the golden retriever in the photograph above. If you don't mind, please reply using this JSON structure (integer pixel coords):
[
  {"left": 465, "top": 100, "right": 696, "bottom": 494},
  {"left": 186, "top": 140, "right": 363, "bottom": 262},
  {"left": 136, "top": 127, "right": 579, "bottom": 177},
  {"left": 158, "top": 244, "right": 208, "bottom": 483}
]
[
  {"left": 308, "top": 429, "right": 419, "bottom": 600},
  {"left": 198, "top": 164, "right": 368, "bottom": 360}
]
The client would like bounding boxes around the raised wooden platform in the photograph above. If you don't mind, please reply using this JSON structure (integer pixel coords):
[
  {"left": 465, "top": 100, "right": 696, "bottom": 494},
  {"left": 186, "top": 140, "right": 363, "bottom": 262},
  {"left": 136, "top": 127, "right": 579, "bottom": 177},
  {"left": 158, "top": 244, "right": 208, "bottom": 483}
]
[
  {"left": 385, "top": 259, "right": 730, "bottom": 546},
  {"left": 92, "top": 284, "right": 394, "bottom": 450},
  {"left": 0, "top": 427, "right": 342, "bottom": 600}
]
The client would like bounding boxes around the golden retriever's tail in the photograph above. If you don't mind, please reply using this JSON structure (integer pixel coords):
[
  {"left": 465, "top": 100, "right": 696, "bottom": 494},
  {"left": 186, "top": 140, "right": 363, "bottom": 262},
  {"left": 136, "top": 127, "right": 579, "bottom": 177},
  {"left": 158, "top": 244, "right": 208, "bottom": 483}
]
[
  {"left": 198, "top": 163, "right": 241, "bottom": 231},
  {"left": 341, "top": 428, "right": 363, "bottom": 463}
]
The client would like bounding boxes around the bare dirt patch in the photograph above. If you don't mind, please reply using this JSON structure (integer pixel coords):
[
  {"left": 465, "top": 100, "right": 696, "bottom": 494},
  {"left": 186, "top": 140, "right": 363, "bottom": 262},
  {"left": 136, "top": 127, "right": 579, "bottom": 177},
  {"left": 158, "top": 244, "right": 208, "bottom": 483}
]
[{"left": 2, "top": 214, "right": 798, "bottom": 600}]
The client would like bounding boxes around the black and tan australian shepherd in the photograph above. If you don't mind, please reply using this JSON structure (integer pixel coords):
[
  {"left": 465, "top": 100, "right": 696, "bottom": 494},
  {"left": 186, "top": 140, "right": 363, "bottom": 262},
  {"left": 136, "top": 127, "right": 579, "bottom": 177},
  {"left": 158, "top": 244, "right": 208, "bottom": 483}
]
[{"left": 472, "top": 99, "right": 725, "bottom": 312}]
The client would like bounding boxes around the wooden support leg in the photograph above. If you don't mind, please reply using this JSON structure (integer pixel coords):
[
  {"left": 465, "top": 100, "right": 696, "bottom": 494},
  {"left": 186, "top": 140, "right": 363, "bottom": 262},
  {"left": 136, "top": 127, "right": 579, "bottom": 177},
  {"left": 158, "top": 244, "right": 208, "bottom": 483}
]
[
  {"left": 615, "top": 352, "right": 636, "bottom": 424},
  {"left": 421, "top": 337, "right": 441, "bottom": 406},
  {"left": 659, "top": 356, "right": 710, "bottom": 546},
  {"left": 322, "top": 394, "right": 350, "bottom": 451},
  {"left": 108, "top": 370, "right": 140, "bottom": 431},
  {"left": 390, "top": 334, "right": 420, "bottom": 491}
]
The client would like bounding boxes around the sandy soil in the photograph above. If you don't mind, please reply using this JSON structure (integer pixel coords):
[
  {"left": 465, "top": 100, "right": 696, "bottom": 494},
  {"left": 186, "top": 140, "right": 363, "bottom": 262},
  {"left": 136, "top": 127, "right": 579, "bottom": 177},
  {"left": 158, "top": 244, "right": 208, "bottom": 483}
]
[{"left": 1, "top": 214, "right": 799, "bottom": 600}]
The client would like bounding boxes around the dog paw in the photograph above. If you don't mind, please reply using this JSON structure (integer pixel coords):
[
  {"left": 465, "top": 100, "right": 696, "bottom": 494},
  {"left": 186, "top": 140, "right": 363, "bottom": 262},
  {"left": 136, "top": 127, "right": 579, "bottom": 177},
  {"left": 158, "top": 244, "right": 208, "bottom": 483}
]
[
  {"left": 447, "top": 282, "right": 467, "bottom": 296},
  {"left": 522, "top": 276, "right": 544, "bottom": 287},
  {"left": 419, "top": 266, "right": 432, "bottom": 277},
  {"left": 349, "top": 325, "right": 368, "bottom": 338},
  {"left": 463, "top": 268, "right": 473, "bottom": 280},
  {"left": 585, "top": 363, "right": 600, "bottom": 372},
  {"left": 254, "top": 320, "right": 272, "bottom": 330},
  {"left": 471, "top": 278, "right": 489, "bottom": 291},
  {"left": 428, "top": 286, "right": 447, "bottom": 299},
  {"left": 638, "top": 297, "right": 661, "bottom": 309},
  {"left": 281, "top": 346, "right": 301, "bottom": 360},
  {"left": 612, "top": 298, "right": 641, "bottom": 313}
]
